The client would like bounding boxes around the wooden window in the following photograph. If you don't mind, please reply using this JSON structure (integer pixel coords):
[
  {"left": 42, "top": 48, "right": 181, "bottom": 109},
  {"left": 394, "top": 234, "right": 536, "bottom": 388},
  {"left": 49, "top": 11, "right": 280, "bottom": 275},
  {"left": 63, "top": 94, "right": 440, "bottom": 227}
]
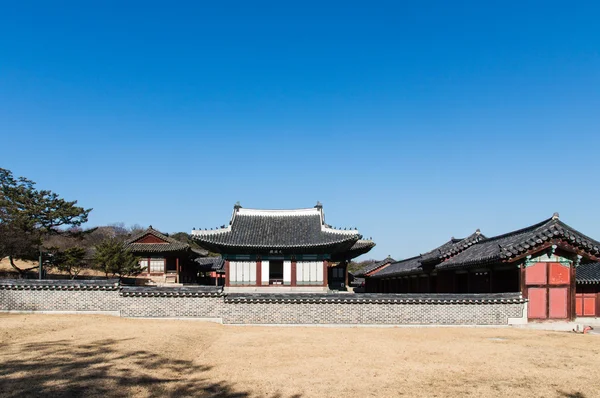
[
  {"left": 296, "top": 261, "right": 323, "bottom": 285},
  {"left": 139, "top": 259, "right": 149, "bottom": 272},
  {"left": 149, "top": 258, "right": 165, "bottom": 273},
  {"left": 229, "top": 261, "right": 256, "bottom": 285}
]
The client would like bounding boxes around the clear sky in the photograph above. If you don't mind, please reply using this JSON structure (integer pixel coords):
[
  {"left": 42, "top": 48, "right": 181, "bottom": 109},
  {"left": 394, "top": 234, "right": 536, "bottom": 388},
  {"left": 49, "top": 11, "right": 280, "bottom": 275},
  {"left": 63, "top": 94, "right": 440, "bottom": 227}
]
[{"left": 1, "top": 1, "right": 599, "bottom": 260}]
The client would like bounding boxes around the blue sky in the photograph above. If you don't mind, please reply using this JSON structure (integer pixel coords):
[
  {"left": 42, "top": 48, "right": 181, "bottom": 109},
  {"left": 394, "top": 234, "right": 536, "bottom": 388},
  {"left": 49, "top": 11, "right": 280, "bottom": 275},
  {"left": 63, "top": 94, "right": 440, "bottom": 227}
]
[{"left": 1, "top": 1, "right": 599, "bottom": 260}]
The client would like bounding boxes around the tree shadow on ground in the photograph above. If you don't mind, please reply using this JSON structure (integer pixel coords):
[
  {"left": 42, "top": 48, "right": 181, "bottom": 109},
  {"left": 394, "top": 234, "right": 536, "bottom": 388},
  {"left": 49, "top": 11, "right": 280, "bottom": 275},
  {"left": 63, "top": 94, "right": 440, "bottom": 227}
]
[
  {"left": 557, "top": 391, "right": 586, "bottom": 398},
  {"left": 0, "top": 338, "right": 300, "bottom": 398}
]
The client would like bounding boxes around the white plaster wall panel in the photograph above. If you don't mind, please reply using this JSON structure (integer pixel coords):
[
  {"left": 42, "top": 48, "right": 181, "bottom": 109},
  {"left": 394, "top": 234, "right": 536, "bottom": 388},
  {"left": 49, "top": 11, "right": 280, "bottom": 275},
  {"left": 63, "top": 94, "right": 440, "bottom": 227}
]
[
  {"left": 249, "top": 261, "right": 256, "bottom": 284},
  {"left": 283, "top": 261, "right": 292, "bottom": 284},
  {"left": 230, "top": 261, "right": 237, "bottom": 282},
  {"left": 261, "top": 261, "right": 270, "bottom": 284}
]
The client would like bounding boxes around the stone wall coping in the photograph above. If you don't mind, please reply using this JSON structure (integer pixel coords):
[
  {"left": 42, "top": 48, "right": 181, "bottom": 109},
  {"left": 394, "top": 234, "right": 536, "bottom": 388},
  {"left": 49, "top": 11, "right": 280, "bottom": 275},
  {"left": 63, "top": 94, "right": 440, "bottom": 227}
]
[
  {"left": 120, "top": 286, "right": 224, "bottom": 297},
  {"left": 0, "top": 279, "right": 120, "bottom": 290},
  {"left": 224, "top": 292, "right": 526, "bottom": 304}
]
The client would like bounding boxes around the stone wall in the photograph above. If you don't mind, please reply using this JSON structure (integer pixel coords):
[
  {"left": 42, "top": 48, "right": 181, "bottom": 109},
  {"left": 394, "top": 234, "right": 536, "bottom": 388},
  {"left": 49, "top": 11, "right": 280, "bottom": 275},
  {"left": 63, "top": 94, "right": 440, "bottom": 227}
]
[{"left": 0, "top": 280, "right": 527, "bottom": 325}]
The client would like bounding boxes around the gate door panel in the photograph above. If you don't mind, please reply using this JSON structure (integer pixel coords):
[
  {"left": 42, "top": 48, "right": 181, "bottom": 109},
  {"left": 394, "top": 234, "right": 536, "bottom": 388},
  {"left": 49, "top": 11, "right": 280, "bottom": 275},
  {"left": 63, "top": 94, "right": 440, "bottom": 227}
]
[
  {"left": 526, "top": 262, "right": 547, "bottom": 285},
  {"left": 525, "top": 261, "right": 571, "bottom": 321},
  {"left": 549, "top": 262, "right": 570, "bottom": 284},
  {"left": 549, "top": 288, "right": 568, "bottom": 319},
  {"left": 528, "top": 288, "right": 547, "bottom": 319}
]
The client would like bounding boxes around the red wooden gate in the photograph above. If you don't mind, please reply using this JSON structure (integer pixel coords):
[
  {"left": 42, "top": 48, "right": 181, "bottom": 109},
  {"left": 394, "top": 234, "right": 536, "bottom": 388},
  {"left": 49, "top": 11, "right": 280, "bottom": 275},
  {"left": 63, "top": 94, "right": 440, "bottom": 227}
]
[
  {"left": 575, "top": 284, "right": 599, "bottom": 317},
  {"left": 524, "top": 262, "right": 572, "bottom": 320}
]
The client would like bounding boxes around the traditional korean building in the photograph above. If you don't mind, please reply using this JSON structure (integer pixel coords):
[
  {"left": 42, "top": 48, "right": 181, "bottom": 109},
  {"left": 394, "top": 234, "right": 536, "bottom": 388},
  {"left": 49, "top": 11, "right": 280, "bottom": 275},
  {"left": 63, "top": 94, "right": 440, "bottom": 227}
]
[
  {"left": 365, "top": 213, "right": 600, "bottom": 321},
  {"left": 125, "top": 226, "right": 199, "bottom": 284},
  {"left": 191, "top": 203, "right": 375, "bottom": 292}
]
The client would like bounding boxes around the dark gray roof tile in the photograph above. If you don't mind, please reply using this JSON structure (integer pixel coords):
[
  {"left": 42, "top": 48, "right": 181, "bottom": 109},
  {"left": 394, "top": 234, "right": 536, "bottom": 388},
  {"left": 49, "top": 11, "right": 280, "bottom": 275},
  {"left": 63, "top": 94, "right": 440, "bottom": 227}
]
[
  {"left": 354, "top": 256, "right": 395, "bottom": 277},
  {"left": 577, "top": 263, "right": 600, "bottom": 284},
  {"left": 438, "top": 216, "right": 600, "bottom": 269},
  {"left": 125, "top": 227, "right": 190, "bottom": 253},
  {"left": 192, "top": 206, "right": 367, "bottom": 255}
]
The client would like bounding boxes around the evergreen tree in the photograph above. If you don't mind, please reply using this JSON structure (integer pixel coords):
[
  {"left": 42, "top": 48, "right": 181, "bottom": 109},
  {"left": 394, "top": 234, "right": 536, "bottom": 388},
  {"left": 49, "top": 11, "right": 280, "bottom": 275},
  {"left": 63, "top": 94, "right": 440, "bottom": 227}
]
[
  {"left": 93, "top": 239, "right": 143, "bottom": 278},
  {"left": 0, "top": 168, "right": 92, "bottom": 276}
]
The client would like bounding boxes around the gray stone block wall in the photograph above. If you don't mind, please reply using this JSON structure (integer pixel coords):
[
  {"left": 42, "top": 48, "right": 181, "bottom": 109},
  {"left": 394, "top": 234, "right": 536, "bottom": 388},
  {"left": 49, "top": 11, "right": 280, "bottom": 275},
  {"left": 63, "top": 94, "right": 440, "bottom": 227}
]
[
  {"left": 222, "top": 302, "right": 524, "bottom": 325},
  {"left": 120, "top": 296, "right": 225, "bottom": 318},
  {"left": 0, "top": 289, "right": 121, "bottom": 312},
  {"left": 0, "top": 282, "right": 526, "bottom": 325}
]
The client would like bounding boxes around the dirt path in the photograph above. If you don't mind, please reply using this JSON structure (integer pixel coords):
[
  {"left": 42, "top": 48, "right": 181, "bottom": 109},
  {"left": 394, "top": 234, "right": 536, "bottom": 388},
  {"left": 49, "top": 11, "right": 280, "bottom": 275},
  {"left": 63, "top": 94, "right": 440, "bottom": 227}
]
[{"left": 1, "top": 314, "right": 599, "bottom": 397}]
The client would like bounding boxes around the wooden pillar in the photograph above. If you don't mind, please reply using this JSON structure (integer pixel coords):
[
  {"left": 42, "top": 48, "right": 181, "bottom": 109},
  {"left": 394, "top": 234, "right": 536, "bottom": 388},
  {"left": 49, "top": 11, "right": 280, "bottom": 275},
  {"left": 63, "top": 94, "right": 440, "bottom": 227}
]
[
  {"left": 176, "top": 257, "right": 180, "bottom": 283},
  {"left": 291, "top": 261, "right": 297, "bottom": 286},
  {"left": 256, "top": 260, "right": 261, "bottom": 287},
  {"left": 570, "top": 261, "right": 577, "bottom": 321},
  {"left": 344, "top": 262, "right": 349, "bottom": 288},
  {"left": 323, "top": 260, "right": 328, "bottom": 287},
  {"left": 520, "top": 264, "right": 527, "bottom": 298},
  {"left": 225, "top": 260, "right": 230, "bottom": 287}
]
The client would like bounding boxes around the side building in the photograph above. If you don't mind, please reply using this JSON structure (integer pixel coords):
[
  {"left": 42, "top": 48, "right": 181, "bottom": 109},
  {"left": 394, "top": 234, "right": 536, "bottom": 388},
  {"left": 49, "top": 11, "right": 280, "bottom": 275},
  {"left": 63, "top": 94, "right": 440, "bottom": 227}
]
[
  {"left": 125, "top": 226, "right": 201, "bottom": 284},
  {"left": 365, "top": 213, "right": 600, "bottom": 321},
  {"left": 191, "top": 203, "right": 375, "bottom": 292}
]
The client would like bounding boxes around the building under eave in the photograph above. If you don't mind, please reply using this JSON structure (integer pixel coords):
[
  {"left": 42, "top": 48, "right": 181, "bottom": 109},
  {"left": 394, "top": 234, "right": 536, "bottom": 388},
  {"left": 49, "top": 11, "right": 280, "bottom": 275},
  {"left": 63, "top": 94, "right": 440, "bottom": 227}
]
[
  {"left": 365, "top": 213, "right": 600, "bottom": 321},
  {"left": 191, "top": 203, "right": 375, "bottom": 292}
]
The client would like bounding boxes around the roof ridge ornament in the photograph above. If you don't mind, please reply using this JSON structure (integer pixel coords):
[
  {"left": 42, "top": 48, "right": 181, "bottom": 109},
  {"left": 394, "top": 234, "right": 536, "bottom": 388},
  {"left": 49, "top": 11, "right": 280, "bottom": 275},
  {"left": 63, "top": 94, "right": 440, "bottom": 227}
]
[
  {"left": 552, "top": 212, "right": 560, "bottom": 220},
  {"left": 234, "top": 201, "right": 242, "bottom": 209},
  {"left": 315, "top": 201, "right": 322, "bottom": 209}
]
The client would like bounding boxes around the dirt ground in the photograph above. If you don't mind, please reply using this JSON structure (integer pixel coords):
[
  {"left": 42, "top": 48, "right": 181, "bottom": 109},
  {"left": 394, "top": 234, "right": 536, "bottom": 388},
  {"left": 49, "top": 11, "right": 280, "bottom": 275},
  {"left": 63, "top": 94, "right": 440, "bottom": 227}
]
[{"left": 0, "top": 315, "right": 598, "bottom": 398}]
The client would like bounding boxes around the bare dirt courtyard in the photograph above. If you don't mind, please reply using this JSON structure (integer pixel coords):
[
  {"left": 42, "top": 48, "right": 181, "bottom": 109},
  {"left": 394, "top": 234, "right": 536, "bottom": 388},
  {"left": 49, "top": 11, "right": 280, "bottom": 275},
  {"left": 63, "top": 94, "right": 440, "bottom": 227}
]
[{"left": 0, "top": 315, "right": 598, "bottom": 397}]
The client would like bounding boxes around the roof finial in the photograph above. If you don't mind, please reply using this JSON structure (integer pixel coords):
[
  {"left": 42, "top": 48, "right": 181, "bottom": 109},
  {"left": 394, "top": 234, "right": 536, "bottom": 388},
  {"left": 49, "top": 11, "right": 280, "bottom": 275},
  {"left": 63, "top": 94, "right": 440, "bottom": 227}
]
[
  {"left": 476, "top": 228, "right": 481, "bottom": 235},
  {"left": 315, "top": 201, "right": 322, "bottom": 209},
  {"left": 149, "top": 225, "right": 153, "bottom": 229},
  {"left": 234, "top": 201, "right": 242, "bottom": 210},
  {"left": 552, "top": 212, "right": 560, "bottom": 220}
]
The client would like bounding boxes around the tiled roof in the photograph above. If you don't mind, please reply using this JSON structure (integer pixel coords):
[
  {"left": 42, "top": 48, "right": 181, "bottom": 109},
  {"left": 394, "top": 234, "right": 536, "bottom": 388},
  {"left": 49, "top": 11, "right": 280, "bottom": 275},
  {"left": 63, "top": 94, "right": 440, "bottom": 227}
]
[
  {"left": 420, "top": 231, "right": 486, "bottom": 264},
  {"left": 438, "top": 215, "right": 600, "bottom": 269},
  {"left": 332, "top": 239, "right": 376, "bottom": 261},
  {"left": 370, "top": 256, "right": 423, "bottom": 278},
  {"left": 125, "top": 227, "right": 190, "bottom": 253},
  {"left": 577, "top": 263, "right": 600, "bottom": 284},
  {"left": 354, "top": 256, "right": 396, "bottom": 277},
  {"left": 191, "top": 205, "right": 363, "bottom": 252},
  {"left": 195, "top": 256, "right": 225, "bottom": 272}
]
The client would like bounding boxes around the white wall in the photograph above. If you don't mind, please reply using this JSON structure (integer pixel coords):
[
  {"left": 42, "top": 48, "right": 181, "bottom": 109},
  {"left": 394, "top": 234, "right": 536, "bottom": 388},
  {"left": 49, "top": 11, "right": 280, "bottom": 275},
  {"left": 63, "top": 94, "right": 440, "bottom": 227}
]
[
  {"left": 283, "top": 261, "right": 292, "bottom": 285},
  {"left": 261, "top": 261, "right": 270, "bottom": 285}
]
